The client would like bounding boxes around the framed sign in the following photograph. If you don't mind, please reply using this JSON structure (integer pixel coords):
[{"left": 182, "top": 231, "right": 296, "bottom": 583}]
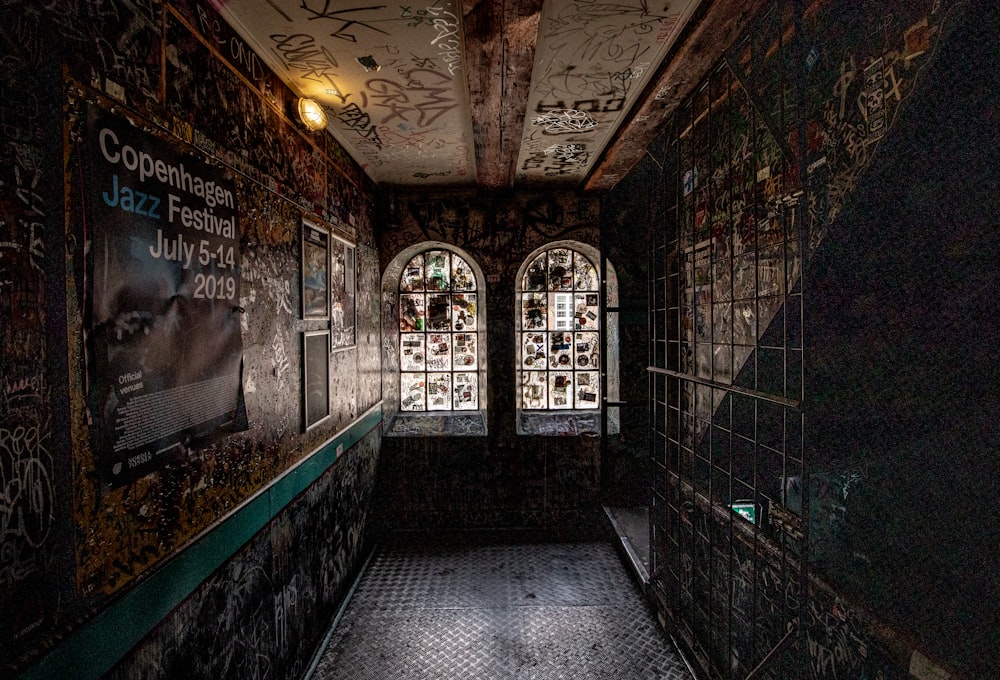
[
  {"left": 302, "top": 220, "right": 329, "bottom": 319},
  {"left": 330, "top": 234, "right": 356, "bottom": 351},
  {"left": 731, "top": 500, "right": 758, "bottom": 524},
  {"left": 303, "top": 330, "right": 330, "bottom": 430}
]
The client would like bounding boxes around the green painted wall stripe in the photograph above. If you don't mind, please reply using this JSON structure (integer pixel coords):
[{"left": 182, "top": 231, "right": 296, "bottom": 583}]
[{"left": 19, "top": 403, "right": 382, "bottom": 680}]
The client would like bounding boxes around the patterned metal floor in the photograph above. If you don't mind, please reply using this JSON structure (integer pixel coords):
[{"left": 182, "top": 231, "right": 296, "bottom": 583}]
[{"left": 310, "top": 532, "right": 693, "bottom": 680}]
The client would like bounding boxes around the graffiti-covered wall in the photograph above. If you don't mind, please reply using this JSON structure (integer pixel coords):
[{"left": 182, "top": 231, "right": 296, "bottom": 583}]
[
  {"left": 1, "top": 1, "right": 382, "bottom": 678},
  {"left": 0, "top": 19, "right": 71, "bottom": 672},
  {"left": 105, "top": 433, "right": 381, "bottom": 680},
  {"left": 641, "top": 0, "right": 980, "bottom": 678}
]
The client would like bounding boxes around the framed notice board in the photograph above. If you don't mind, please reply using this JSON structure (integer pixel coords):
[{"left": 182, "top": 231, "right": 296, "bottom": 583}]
[
  {"left": 303, "top": 330, "right": 330, "bottom": 430},
  {"left": 330, "top": 234, "right": 356, "bottom": 351},
  {"left": 302, "top": 219, "right": 329, "bottom": 320}
]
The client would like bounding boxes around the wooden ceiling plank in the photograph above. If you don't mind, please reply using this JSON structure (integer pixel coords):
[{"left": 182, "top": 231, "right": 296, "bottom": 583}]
[{"left": 465, "top": 0, "right": 542, "bottom": 188}]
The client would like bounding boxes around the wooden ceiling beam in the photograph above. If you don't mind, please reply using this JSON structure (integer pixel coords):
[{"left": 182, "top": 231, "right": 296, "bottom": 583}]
[
  {"left": 464, "top": 0, "right": 542, "bottom": 189},
  {"left": 585, "top": 0, "right": 772, "bottom": 191},
  {"left": 462, "top": 0, "right": 487, "bottom": 16}
]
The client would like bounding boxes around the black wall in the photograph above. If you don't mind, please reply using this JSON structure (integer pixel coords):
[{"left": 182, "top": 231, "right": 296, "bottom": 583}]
[
  {"left": 634, "top": 0, "right": 997, "bottom": 678},
  {"left": 806, "top": 4, "right": 1000, "bottom": 674}
]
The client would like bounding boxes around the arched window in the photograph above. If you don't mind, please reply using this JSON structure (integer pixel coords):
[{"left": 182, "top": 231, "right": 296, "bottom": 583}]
[
  {"left": 518, "top": 246, "right": 602, "bottom": 410},
  {"left": 381, "top": 243, "right": 487, "bottom": 436},
  {"left": 398, "top": 248, "right": 479, "bottom": 411}
]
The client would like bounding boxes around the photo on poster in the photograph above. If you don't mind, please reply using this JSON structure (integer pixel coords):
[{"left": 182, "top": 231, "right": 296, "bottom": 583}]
[
  {"left": 303, "top": 330, "right": 330, "bottom": 430},
  {"left": 330, "top": 233, "right": 356, "bottom": 350},
  {"left": 302, "top": 220, "right": 329, "bottom": 320}
]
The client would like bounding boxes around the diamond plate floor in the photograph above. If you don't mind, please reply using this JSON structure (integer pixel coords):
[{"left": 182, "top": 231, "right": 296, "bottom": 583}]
[{"left": 311, "top": 532, "right": 692, "bottom": 680}]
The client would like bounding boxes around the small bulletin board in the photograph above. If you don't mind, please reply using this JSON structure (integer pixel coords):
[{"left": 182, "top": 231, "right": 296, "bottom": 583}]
[{"left": 303, "top": 330, "right": 330, "bottom": 430}]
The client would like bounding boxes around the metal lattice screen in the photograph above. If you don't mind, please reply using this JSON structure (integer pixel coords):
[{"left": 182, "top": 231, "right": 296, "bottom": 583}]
[{"left": 648, "top": 7, "right": 809, "bottom": 676}]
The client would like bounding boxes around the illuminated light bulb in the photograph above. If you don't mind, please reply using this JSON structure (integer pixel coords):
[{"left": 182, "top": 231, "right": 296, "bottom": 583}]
[{"left": 297, "top": 98, "right": 327, "bottom": 131}]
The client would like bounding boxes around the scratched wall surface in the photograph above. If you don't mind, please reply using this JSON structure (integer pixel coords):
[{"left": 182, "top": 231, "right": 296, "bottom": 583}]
[
  {"left": 375, "top": 190, "right": 612, "bottom": 529},
  {"left": 1, "top": 1, "right": 382, "bottom": 676},
  {"left": 105, "top": 430, "right": 381, "bottom": 680},
  {"left": 641, "top": 1, "right": 982, "bottom": 678},
  {"left": 0, "top": 16, "right": 72, "bottom": 666},
  {"left": 802, "top": 1, "right": 1000, "bottom": 674},
  {"left": 663, "top": 502, "right": 907, "bottom": 679},
  {"left": 379, "top": 190, "right": 601, "bottom": 268}
]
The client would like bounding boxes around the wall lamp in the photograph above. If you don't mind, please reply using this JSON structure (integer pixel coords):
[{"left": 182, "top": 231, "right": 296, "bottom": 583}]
[{"left": 297, "top": 97, "right": 327, "bottom": 131}]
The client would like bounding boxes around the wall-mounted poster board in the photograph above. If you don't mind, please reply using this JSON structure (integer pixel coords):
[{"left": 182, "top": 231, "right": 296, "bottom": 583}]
[
  {"left": 302, "top": 219, "right": 329, "bottom": 320},
  {"left": 330, "top": 233, "right": 356, "bottom": 351},
  {"left": 303, "top": 330, "right": 330, "bottom": 430},
  {"left": 81, "top": 102, "right": 243, "bottom": 485}
]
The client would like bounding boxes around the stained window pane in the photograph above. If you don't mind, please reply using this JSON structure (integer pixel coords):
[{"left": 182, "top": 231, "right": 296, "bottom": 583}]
[
  {"left": 522, "top": 371, "right": 547, "bottom": 409},
  {"left": 522, "top": 332, "right": 546, "bottom": 369},
  {"left": 426, "top": 293, "right": 451, "bottom": 330},
  {"left": 397, "top": 248, "right": 482, "bottom": 413},
  {"left": 400, "top": 333, "right": 425, "bottom": 371},
  {"left": 548, "top": 331, "right": 573, "bottom": 368},
  {"left": 400, "top": 294, "right": 425, "bottom": 331},
  {"left": 453, "top": 293, "right": 476, "bottom": 330},
  {"left": 517, "top": 246, "right": 602, "bottom": 411},
  {"left": 426, "top": 373, "right": 452, "bottom": 410},
  {"left": 575, "top": 371, "right": 600, "bottom": 407},
  {"left": 574, "top": 256, "right": 598, "bottom": 290},
  {"left": 548, "top": 371, "right": 573, "bottom": 409},
  {"left": 424, "top": 250, "right": 451, "bottom": 291},
  {"left": 548, "top": 249, "right": 573, "bottom": 291},
  {"left": 400, "top": 373, "right": 426, "bottom": 411},
  {"left": 575, "top": 332, "right": 599, "bottom": 368},
  {"left": 400, "top": 255, "right": 425, "bottom": 292},
  {"left": 453, "top": 372, "right": 478, "bottom": 410},
  {"left": 522, "top": 293, "right": 547, "bottom": 330},
  {"left": 454, "top": 333, "right": 477, "bottom": 368},
  {"left": 574, "top": 292, "right": 598, "bottom": 330},
  {"left": 451, "top": 254, "right": 476, "bottom": 291},
  {"left": 523, "top": 253, "right": 547, "bottom": 291},
  {"left": 426, "top": 333, "right": 452, "bottom": 371}
]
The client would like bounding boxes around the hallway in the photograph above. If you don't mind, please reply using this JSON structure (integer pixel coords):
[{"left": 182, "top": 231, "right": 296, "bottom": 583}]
[
  {"left": 309, "top": 531, "right": 692, "bottom": 680},
  {"left": 3, "top": 2, "right": 994, "bottom": 679}
]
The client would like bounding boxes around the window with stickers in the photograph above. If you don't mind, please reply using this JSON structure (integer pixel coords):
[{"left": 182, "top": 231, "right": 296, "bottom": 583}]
[
  {"left": 518, "top": 246, "right": 602, "bottom": 410},
  {"left": 397, "top": 248, "right": 480, "bottom": 412}
]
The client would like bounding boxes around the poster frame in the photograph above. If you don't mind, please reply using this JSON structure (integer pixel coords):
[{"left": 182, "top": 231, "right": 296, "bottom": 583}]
[
  {"left": 329, "top": 232, "right": 357, "bottom": 352},
  {"left": 81, "top": 101, "right": 243, "bottom": 484},
  {"left": 302, "top": 219, "right": 330, "bottom": 320},
  {"left": 303, "top": 330, "right": 331, "bottom": 431}
]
